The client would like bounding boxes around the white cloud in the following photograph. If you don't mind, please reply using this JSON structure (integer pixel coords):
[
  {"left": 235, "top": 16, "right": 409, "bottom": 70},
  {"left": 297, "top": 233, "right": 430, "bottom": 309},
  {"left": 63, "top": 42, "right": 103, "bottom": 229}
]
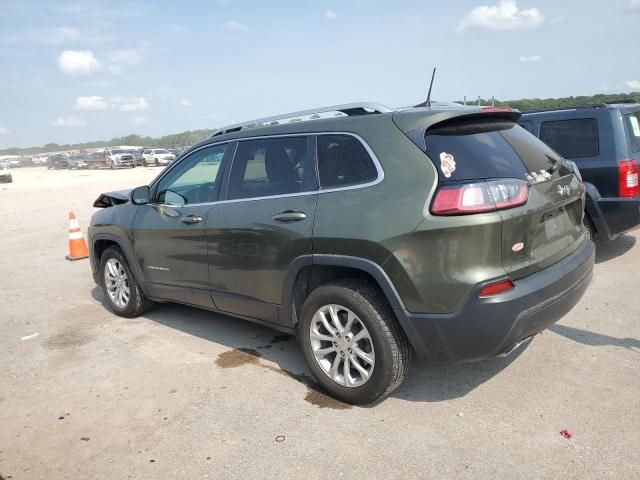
[
  {"left": 107, "top": 49, "right": 142, "bottom": 65},
  {"left": 180, "top": 99, "right": 192, "bottom": 107},
  {"left": 58, "top": 50, "right": 101, "bottom": 75},
  {"left": 74, "top": 96, "right": 109, "bottom": 111},
  {"left": 112, "top": 96, "right": 150, "bottom": 112},
  {"left": 325, "top": 9, "right": 337, "bottom": 20},
  {"left": 519, "top": 55, "right": 542, "bottom": 63},
  {"left": 631, "top": 0, "right": 640, "bottom": 10},
  {"left": 50, "top": 116, "right": 86, "bottom": 127},
  {"left": 225, "top": 20, "right": 247, "bottom": 31},
  {"left": 626, "top": 80, "right": 640, "bottom": 90},
  {"left": 0, "top": 126, "right": 9, "bottom": 135},
  {"left": 132, "top": 116, "right": 147, "bottom": 125},
  {"left": 457, "top": 0, "right": 545, "bottom": 32},
  {"left": 107, "top": 65, "right": 122, "bottom": 75}
]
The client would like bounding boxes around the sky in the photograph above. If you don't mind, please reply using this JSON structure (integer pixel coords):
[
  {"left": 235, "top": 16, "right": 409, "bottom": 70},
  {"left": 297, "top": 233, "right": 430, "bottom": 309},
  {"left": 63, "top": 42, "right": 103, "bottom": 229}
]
[{"left": 0, "top": 0, "right": 639, "bottom": 149}]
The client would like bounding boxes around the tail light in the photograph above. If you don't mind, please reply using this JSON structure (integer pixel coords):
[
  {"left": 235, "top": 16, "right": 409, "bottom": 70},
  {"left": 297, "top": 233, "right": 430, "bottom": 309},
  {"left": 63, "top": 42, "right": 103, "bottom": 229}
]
[
  {"left": 431, "top": 179, "right": 529, "bottom": 216},
  {"left": 618, "top": 160, "right": 640, "bottom": 197},
  {"left": 479, "top": 278, "right": 514, "bottom": 297}
]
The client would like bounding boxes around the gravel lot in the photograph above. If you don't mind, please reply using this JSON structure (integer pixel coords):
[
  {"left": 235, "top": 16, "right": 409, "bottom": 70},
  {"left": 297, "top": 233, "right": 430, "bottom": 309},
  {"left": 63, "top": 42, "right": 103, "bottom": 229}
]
[{"left": 0, "top": 167, "right": 638, "bottom": 479}]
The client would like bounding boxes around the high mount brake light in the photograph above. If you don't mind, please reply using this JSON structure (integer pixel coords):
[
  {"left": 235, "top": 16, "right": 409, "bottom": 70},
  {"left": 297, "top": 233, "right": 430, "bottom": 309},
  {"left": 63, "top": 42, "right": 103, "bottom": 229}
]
[
  {"left": 618, "top": 160, "right": 640, "bottom": 197},
  {"left": 431, "top": 179, "right": 529, "bottom": 215},
  {"left": 481, "top": 107, "right": 512, "bottom": 113}
]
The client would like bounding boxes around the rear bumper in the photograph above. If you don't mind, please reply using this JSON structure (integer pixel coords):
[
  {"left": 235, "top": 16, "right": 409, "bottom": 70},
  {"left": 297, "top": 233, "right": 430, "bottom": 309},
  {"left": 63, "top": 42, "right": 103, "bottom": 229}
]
[
  {"left": 395, "top": 239, "right": 595, "bottom": 362},
  {"left": 593, "top": 197, "right": 640, "bottom": 240}
]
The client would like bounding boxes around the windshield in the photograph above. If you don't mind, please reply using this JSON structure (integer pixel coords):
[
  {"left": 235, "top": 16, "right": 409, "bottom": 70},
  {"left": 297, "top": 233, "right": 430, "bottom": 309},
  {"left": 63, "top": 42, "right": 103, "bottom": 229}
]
[
  {"left": 155, "top": 149, "right": 169, "bottom": 154},
  {"left": 112, "top": 149, "right": 125, "bottom": 154},
  {"left": 626, "top": 112, "right": 640, "bottom": 153}
]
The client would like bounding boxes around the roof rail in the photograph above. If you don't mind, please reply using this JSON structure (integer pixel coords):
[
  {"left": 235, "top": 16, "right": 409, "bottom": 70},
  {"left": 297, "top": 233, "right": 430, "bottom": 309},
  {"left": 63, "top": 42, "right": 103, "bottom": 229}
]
[
  {"left": 210, "top": 102, "right": 392, "bottom": 137},
  {"left": 522, "top": 104, "right": 608, "bottom": 114}
]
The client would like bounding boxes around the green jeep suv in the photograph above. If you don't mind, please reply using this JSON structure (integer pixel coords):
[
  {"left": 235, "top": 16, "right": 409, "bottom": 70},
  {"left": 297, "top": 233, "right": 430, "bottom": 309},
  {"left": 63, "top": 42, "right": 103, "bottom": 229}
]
[{"left": 89, "top": 102, "right": 595, "bottom": 404}]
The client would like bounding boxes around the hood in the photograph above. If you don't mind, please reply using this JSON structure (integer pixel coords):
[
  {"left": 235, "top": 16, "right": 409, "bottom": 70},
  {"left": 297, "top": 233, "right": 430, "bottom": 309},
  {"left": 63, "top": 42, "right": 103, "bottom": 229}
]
[{"left": 93, "top": 188, "right": 132, "bottom": 208}]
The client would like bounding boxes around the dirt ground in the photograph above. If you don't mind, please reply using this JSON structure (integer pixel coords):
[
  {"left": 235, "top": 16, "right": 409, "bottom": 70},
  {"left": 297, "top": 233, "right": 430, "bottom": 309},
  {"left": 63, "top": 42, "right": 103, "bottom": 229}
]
[{"left": 0, "top": 166, "right": 638, "bottom": 479}]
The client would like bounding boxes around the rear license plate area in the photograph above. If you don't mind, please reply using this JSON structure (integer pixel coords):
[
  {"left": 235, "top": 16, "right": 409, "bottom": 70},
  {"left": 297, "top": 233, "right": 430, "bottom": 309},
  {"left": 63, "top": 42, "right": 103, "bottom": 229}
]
[{"left": 542, "top": 207, "right": 571, "bottom": 239}]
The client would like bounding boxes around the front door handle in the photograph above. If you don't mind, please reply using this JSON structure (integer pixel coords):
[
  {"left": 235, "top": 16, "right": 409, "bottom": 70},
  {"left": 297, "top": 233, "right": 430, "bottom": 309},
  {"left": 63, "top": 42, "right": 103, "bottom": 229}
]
[
  {"left": 273, "top": 211, "right": 306, "bottom": 222},
  {"left": 181, "top": 215, "right": 203, "bottom": 225}
]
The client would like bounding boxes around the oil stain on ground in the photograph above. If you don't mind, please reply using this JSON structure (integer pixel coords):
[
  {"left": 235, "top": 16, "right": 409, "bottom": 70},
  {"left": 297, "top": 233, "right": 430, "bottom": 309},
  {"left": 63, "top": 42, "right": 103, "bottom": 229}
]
[
  {"left": 215, "top": 347, "right": 351, "bottom": 410},
  {"left": 43, "top": 330, "right": 95, "bottom": 350},
  {"left": 215, "top": 348, "right": 262, "bottom": 368}
]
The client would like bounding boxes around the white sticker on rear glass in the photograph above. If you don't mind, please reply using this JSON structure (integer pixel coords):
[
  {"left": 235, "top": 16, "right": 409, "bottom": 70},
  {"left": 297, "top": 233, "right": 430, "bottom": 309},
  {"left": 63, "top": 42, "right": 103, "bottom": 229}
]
[
  {"left": 630, "top": 116, "right": 640, "bottom": 137},
  {"left": 439, "top": 152, "right": 456, "bottom": 178}
]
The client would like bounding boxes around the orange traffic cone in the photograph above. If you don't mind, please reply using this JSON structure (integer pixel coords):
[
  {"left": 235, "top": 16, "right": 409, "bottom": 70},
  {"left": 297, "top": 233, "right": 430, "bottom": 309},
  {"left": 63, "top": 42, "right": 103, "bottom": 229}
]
[{"left": 66, "top": 211, "right": 89, "bottom": 261}]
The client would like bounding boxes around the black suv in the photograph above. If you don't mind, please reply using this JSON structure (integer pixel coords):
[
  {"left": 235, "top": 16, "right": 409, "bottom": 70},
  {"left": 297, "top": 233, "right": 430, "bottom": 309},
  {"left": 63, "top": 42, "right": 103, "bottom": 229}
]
[
  {"left": 520, "top": 103, "right": 640, "bottom": 241},
  {"left": 46, "top": 154, "right": 69, "bottom": 170},
  {"left": 89, "top": 102, "right": 594, "bottom": 404}
]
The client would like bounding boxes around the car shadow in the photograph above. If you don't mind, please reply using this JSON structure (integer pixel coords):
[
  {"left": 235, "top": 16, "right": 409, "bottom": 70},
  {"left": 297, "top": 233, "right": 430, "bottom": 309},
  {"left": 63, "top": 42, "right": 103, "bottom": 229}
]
[
  {"left": 595, "top": 234, "right": 636, "bottom": 264},
  {"left": 91, "top": 287, "right": 526, "bottom": 406},
  {"left": 549, "top": 324, "right": 640, "bottom": 351}
]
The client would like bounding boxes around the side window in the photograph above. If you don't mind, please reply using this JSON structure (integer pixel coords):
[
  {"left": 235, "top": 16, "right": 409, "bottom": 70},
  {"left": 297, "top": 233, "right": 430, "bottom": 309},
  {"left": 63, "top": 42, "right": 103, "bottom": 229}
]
[
  {"left": 317, "top": 134, "right": 378, "bottom": 188},
  {"left": 155, "top": 144, "right": 227, "bottom": 206},
  {"left": 227, "top": 136, "right": 312, "bottom": 200},
  {"left": 539, "top": 118, "right": 599, "bottom": 159},
  {"left": 626, "top": 112, "right": 640, "bottom": 153}
]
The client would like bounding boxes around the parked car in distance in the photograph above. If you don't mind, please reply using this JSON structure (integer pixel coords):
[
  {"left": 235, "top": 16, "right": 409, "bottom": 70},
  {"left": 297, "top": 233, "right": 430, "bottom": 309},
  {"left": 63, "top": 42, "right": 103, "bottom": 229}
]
[
  {"left": 47, "top": 154, "right": 69, "bottom": 170},
  {"left": 142, "top": 148, "right": 176, "bottom": 167},
  {"left": 105, "top": 149, "right": 135, "bottom": 169},
  {"left": 67, "top": 154, "right": 89, "bottom": 169},
  {"left": 88, "top": 102, "right": 595, "bottom": 404},
  {"left": 520, "top": 103, "right": 640, "bottom": 241},
  {"left": 7, "top": 158, "right": 22, "bottom": 168},
  {"left": 129, "top": 149, "right": 144, "bottom": 166},
  {"left": 87, "top": 151, "right": 109, "bottom": 169},
  {"left": 32, "top": 155, "right": 48, "bottom": 166},
  {"left": 167, "top": 148, "right": 182, "bottom": 159},
  {"left": 0, "top": 165, "right": 12, "bottom": 183}
]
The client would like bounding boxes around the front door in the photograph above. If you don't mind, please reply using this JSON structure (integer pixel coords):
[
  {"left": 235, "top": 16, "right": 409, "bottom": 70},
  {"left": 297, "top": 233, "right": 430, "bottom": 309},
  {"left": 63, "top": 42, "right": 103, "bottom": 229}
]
[
  {"left": 207, "top": 135, "right": 317, "bottom": 326},
  {"left": 132, "top": 143, "right": 229, "bottom": 308}
]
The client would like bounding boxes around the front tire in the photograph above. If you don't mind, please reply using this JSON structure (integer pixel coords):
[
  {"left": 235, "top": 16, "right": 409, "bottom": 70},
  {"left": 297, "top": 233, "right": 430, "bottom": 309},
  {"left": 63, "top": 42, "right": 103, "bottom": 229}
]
[
  {"left": 99, "top": 247, "right": 154, "bottom": 318},
  {"left": 298, "top": 280, "right": 411, "bottom": 405}
]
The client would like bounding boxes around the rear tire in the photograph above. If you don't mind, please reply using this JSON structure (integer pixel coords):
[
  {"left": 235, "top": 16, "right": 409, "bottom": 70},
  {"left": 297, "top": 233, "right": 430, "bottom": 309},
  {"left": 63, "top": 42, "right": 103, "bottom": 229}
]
[
  {"left": 298, "top": 279, "right": 411, "bottom": 405},
  {"left": 99, "top": 247, "right": 154, "bottom": 318}
]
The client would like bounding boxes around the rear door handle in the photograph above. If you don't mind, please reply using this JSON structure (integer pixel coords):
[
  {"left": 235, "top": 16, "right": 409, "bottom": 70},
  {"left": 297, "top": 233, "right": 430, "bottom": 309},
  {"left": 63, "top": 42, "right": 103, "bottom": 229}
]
[
  {"left": 181, "top": 215, "right": 203, "bottom": 225},
  {"left": 273, "top": 211, "right": 306, "bottom": 222}
]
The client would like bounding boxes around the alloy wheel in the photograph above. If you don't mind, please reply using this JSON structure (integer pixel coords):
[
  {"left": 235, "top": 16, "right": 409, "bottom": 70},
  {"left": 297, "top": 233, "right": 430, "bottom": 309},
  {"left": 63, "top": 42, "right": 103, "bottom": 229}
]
[
  {"left": 309, "top": 304, "right": 375, "bottom": 388},
  {"left": 104, "top": 258, "right": 130, "bottom": 308}
]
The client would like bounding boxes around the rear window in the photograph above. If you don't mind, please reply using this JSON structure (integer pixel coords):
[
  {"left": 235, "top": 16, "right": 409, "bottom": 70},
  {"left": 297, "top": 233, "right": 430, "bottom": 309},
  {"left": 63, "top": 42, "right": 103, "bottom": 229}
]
[
  {"left": 626, "top": 112, "right": 640, "bottom": 153},
  {"left": 539, "top": 118, "right": 599, "bottom": 159},
  {"left": 425, "top": 118, "right": 561, "bottom": 182}
]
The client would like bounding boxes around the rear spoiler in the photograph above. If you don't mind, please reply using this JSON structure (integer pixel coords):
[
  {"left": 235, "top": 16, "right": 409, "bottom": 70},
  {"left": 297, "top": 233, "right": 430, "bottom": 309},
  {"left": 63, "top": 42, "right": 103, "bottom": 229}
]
[{"left": 392, "top": 107, "right": 521, "bottom": 152}]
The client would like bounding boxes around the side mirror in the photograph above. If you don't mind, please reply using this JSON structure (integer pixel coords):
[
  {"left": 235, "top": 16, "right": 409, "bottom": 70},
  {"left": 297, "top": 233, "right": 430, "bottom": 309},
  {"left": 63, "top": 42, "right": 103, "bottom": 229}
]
[{"left": 131, "top": 185, "right": 151, "bottom": 205}]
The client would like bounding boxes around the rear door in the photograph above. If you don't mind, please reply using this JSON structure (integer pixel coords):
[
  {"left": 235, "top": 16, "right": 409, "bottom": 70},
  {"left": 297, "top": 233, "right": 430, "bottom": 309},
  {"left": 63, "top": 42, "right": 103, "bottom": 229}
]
[
  {"left": 206, "top": 135, "right": 317, "bottom": 327},
  {"left": 424, "top": 117, "right": 585, "bottom": 280}
]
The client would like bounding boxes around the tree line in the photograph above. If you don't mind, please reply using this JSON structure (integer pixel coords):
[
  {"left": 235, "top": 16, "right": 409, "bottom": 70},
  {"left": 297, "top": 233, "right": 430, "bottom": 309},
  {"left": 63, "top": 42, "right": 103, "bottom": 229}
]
[{"left": 2, "top": 92, "right": 639, "bottom": 156}]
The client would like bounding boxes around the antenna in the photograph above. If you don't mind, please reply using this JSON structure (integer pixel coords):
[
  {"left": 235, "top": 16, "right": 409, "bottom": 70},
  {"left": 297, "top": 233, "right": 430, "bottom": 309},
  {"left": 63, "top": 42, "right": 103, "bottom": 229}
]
[{"left": 415, "top": 67, "right": 437, "bottom": 108}]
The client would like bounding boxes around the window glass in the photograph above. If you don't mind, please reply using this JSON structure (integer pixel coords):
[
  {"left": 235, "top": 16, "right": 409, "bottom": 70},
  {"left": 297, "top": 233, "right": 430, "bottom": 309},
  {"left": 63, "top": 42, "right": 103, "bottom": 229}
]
[
  {"left": 539, "top": 118, "right": 599, "bottom": 159},
  {"left": 425, "top": 119, "right": 563, "bottom": 182},
  {"left": 156, "top": 144, "right": 226, "bottom": 205},
  {"left": 227, "top": 136, "right": 311, "bottom": 200},
  {"left": 626, "top": 112, "right": 640, "bottom": 153},
  {"left": 317, "top": 135, "right": 377, "bottom": 188}
]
